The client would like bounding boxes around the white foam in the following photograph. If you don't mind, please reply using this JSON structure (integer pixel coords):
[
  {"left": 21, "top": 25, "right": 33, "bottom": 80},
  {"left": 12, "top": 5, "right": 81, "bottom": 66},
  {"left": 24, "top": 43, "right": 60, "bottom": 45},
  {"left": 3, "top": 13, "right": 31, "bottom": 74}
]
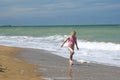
[
  {"left": 0, "top": 35, "right": 120, "bottom": 67},
  {"left": 78, "top": 41, "right": 120, "bottom": 51},
  {"left": 78, "top": 60, "right": 89, "bottom": 63}
]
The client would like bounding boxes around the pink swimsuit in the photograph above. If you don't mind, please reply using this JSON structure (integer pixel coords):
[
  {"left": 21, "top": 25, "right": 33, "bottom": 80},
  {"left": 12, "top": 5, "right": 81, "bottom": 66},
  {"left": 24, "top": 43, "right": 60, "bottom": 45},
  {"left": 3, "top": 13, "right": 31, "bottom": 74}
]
[{"left": 68, "top": 36, "right": 76, "bottom": 47}]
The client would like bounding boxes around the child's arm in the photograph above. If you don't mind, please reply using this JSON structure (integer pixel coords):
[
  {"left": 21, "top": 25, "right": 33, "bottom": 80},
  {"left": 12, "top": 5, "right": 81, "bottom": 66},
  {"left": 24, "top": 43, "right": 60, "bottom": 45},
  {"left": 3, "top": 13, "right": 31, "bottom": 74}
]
[
  {"left": 61, "top": 38, "right": 69, "bottom": 47},
  {"left": 75, "top": 39, "right": 79, "bottom": 50}
]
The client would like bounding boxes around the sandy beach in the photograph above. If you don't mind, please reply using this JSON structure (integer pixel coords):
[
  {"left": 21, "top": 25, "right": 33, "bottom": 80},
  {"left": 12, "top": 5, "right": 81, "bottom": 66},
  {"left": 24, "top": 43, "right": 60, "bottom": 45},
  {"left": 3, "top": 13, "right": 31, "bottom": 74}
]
[
  {"left": 0, "top": 46, "right": 42, "bottom": 80},
  {"left": 19, "top": 48, "right": 120, "bottom": 80},
  {"left": 1, "top": 45, "right": 120, "bottom": 80}
]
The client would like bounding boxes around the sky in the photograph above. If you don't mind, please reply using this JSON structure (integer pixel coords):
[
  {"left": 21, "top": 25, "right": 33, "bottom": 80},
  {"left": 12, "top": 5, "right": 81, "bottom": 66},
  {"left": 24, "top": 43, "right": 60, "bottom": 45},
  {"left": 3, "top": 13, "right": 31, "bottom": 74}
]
[{"left": 0, "top": 0, "right": 120, "bottom": 25}]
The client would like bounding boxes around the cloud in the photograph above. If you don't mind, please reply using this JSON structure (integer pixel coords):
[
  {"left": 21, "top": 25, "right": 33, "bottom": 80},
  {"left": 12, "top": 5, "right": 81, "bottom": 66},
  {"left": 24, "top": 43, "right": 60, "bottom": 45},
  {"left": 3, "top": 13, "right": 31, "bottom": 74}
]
[
  {"left": 0, "top": 0, "right": 23, "bottom": 4},
  {"left": 0, "top": 7, "right": 35, "bottom": 17},
  {"left": 0, "top": 0, "right": 15, "bottom": 2},
  {"left": 0, "top": 0, "right": 120, "bottom": 18},
  {"left": 33, "top": 1, "right": 120, "bottom": 17},
  {"left": 0, "top": 1, "right": 79, "bottom": 18}
]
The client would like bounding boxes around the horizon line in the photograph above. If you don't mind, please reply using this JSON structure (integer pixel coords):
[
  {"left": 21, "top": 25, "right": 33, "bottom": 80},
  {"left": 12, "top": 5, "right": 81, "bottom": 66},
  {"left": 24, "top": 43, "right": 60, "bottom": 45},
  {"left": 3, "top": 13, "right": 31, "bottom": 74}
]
[{"left": 0, "top": 24, "right": 120, "bottom": 27}]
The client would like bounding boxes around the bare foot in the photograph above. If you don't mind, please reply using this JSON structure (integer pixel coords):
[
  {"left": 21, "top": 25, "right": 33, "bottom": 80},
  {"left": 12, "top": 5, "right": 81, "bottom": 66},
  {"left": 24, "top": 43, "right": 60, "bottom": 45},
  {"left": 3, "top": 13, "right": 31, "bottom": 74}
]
[{"left": 69, "top": 60, "right": 73, "bottom": 65}]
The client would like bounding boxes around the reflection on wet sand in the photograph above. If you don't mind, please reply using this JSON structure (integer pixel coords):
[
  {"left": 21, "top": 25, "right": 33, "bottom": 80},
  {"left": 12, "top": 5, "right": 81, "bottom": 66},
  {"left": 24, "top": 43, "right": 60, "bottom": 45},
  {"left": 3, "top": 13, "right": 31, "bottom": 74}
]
[{"left": 68, "top": 65, "right": 73, "bottom": 80}]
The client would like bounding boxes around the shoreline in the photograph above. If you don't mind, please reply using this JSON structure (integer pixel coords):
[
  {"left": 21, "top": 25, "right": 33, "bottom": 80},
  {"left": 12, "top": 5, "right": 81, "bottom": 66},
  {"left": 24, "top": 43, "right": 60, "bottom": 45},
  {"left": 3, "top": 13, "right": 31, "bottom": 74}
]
[
  {"left": 1, "top": 45, "right": 120, "bottom": 80},
  {"left": 18, "top": 48, "right": 120, "bottom": 80},
  {"left": 0, "top": 46, "right": 42, "bottom": 80}
]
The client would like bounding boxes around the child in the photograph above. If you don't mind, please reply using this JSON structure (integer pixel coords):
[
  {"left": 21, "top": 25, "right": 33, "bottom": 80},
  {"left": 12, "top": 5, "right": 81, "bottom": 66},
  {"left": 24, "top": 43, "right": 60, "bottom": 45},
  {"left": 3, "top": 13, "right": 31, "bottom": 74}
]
[{"left": 61, "top": 31, "right": 79, "bottom": 65}]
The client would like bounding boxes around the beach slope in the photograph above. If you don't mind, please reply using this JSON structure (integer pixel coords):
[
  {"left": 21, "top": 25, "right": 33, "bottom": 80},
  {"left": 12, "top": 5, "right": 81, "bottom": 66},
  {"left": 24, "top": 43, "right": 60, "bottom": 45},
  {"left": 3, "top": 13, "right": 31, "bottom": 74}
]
[
  {"left": 0, "top": 46, "right": 42, "bottom": 80},
  {"left": 19, "top": 49, "right": 120, "bottom": 80}
]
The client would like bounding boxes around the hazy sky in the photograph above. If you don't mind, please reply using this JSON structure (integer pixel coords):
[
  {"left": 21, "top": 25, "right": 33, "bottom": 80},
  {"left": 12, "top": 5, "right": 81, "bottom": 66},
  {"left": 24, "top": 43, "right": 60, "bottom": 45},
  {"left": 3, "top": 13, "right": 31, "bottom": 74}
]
[{"left": 0, "top": 0, "right": 120, "bottom": 25}]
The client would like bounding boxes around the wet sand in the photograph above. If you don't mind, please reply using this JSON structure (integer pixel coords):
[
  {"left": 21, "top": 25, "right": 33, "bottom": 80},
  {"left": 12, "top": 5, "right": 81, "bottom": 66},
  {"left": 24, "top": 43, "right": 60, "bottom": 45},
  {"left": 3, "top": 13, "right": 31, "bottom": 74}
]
[
  {"left": 19, "top": 48, "right": 120, "bottom": 80},
  {"left": 0, "top": 46, "right": 42, "bottom": 80}
]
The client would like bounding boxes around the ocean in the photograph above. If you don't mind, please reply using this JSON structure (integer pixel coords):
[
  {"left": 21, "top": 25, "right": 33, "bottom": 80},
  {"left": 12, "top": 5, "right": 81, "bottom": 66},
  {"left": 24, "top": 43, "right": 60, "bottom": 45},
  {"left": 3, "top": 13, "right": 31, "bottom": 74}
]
[{"left": 0, "top": 25, "right": 120, "bottom": 67}]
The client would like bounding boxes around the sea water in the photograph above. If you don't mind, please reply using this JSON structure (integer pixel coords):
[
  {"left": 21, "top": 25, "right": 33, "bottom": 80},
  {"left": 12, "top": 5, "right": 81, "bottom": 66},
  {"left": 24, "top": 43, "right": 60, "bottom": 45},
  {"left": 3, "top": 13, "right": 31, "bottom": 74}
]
[{"left": 0, "top": 25, "right": 120, "bottom": 67}]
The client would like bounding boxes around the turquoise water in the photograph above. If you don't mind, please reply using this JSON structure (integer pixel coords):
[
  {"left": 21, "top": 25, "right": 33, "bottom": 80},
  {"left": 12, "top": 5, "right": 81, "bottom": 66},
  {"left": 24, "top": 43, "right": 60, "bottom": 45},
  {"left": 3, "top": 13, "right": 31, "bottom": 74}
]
[
  {"left": 0, "top": 25, "right": 120, "bottom": 42},
  {"left": 0, "top": 25, "right": 120, "bottom": 67}
]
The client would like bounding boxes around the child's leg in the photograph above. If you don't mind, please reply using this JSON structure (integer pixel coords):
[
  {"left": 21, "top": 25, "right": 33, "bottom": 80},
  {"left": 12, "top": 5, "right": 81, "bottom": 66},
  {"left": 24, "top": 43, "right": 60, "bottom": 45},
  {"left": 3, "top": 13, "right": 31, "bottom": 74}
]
[{"left": 68, "top": 47, "right": 74, "bottom": 65}]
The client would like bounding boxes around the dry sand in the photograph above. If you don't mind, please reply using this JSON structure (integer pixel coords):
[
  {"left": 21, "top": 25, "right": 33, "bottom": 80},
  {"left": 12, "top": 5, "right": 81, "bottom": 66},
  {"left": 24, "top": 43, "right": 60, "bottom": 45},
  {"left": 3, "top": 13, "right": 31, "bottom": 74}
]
[
  {"left": 19, "top": 48, "right": 120, "bottom": 80},
  {"left": 0, "top": 46, "right": 42, "bottom": 80}
]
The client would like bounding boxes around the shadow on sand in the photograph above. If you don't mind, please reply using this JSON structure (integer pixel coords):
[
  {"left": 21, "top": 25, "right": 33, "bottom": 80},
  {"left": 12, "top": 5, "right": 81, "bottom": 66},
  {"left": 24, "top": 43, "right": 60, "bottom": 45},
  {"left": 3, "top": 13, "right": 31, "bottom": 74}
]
[{"left": 0, "top": 65, "right": 7, "bottom": 72}]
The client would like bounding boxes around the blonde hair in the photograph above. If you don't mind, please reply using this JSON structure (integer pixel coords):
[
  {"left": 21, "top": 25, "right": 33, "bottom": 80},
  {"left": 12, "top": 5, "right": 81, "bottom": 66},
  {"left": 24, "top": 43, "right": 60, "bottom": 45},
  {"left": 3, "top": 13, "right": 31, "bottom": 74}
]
[{"left": 71, "top": 31, "right": 76, "bottom": 36}]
